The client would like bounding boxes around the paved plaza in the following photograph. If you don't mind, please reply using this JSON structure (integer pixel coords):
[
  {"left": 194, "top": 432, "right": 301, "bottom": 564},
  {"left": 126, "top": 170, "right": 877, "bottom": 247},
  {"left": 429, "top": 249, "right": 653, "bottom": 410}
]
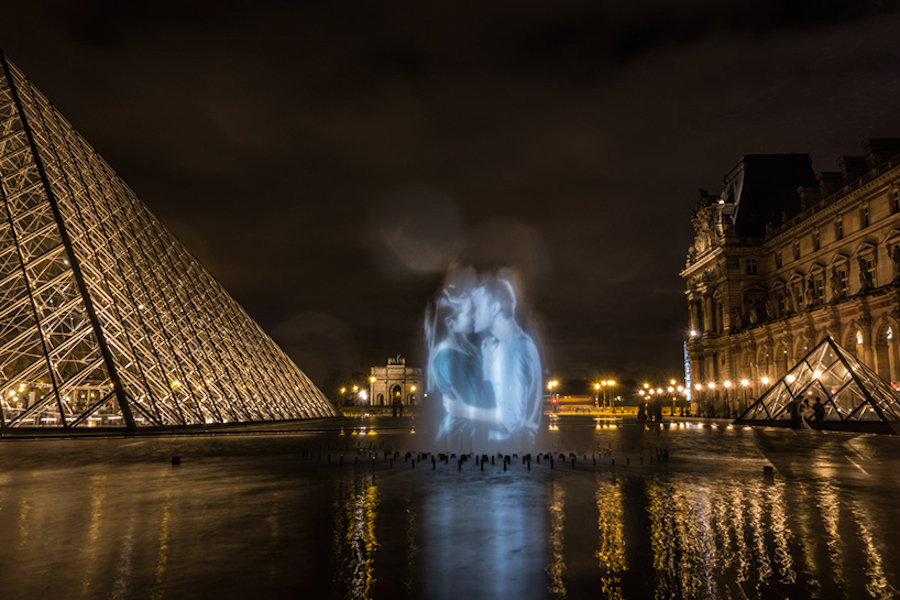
[{"left": 0, "top": 416, "right": 898, "bottom": 599}]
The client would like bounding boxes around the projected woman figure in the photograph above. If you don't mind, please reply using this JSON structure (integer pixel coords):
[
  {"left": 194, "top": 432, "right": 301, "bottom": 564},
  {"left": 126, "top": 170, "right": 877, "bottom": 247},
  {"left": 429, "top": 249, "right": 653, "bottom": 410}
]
[{"left": 425, "top": 284, "right": 496, "bottom": 452}]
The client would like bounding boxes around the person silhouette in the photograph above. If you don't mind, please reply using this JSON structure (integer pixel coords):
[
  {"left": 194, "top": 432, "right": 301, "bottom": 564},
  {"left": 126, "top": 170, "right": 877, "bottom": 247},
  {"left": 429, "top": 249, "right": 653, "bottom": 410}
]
[{"left": 812, "top": 397, "right": 825, "bottom": 430}]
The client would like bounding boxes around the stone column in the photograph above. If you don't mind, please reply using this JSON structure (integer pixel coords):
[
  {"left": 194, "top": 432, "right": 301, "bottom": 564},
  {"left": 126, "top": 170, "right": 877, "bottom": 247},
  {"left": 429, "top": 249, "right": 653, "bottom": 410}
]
[
  {"left": 689, "top": 301, "right": 701, "bottom": 333},
  {"left": 703, "top": 295, "right": 713, "bottom": 334}
]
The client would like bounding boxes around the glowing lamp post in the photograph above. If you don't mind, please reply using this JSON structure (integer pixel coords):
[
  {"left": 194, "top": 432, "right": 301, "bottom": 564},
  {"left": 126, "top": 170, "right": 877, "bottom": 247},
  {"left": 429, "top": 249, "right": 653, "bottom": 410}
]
[
  {"left": 740, "top": 379, "right": 750, "bottom": 412},
  {"left": 547, "top": 380, "right": 559, "bottom": 408}
]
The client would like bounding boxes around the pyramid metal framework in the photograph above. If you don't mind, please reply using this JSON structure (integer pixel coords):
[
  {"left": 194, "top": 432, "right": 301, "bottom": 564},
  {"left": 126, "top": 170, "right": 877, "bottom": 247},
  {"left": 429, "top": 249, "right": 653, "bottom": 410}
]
[
  {"left": 735, "top": 337, "right": 900, "bottom": 434},
  {"left": 0, "top": 53, "right": 337, "bottom": 430}
]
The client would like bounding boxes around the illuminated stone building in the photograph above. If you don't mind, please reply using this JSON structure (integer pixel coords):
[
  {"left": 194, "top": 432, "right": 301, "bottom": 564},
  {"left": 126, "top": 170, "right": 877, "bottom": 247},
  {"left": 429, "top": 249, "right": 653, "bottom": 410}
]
[
  {"left": 0, "top": 52, "right": 336, "bottom": 430},
  {"left": 682, "top": 140, "right": 900, "bottom": 416},
  {"left": 369, "top": 355, "right": 422, "bottom": 406}
]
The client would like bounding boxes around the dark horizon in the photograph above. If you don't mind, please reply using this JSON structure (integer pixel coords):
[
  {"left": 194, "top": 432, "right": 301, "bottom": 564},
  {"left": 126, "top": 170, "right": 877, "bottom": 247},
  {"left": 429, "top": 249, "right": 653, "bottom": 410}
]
[{"left": 2, "top": 1, "right": 899, "bottom": 391}]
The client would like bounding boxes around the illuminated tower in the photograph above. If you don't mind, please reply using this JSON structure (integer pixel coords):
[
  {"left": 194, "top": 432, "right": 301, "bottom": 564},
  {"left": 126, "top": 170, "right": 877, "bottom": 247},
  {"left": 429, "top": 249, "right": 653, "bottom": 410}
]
[{"left": 0, "top": 52, "right": 336, "bottom": 430}]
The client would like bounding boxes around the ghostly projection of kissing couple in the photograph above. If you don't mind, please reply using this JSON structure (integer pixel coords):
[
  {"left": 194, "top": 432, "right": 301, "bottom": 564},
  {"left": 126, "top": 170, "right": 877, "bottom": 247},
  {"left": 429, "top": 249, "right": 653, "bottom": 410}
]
[{"left": 425, "top": 273, "right": 542, "bottom": 453}]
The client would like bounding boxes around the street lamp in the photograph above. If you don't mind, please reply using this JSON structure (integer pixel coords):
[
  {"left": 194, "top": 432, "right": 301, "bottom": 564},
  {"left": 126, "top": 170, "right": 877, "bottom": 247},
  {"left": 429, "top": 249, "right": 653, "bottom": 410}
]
[
  {"left": 740, "top": 378, "right": 750, "bottom": 413},
  {"left": 367, "top": 377, "right": 376, "bottom": 407}
]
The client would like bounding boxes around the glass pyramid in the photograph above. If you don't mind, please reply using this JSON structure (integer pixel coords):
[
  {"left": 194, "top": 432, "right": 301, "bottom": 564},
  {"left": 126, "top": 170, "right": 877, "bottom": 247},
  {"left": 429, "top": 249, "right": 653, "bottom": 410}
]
[
  {"left": 0, "top": 52, "right": 336, "bottom": 430},
  {"left": 735, "top": 336, "right": 900, "bottom": 434}
]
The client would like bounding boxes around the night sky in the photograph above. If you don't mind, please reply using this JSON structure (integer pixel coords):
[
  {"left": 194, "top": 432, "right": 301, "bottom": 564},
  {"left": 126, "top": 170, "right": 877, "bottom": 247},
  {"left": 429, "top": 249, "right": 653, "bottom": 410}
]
[{"left": 2, "top": 1, "right": 900, "bottom": 391}]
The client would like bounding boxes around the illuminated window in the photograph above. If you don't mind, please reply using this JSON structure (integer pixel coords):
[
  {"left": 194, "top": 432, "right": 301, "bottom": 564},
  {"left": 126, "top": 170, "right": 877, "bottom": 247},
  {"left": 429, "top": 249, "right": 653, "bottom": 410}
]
[
  {"left": 888, "top": 327, "right": 894, "bottom": 341},
  {"left": 857, "top": 330, "right": 864, "bottom": 346}
]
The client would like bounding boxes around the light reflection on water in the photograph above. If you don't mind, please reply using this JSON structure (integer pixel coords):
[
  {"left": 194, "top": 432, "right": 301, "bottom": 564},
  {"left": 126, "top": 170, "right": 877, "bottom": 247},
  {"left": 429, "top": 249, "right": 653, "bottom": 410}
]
[
  {"left": 0, "top": 425, "right": 898, "bottom": 599},
  {"left": 595, "top": 478, "right": 625, "bottom": 600},
  {"left": 546, "top": 479, "right": 566, "bottom": 598},
  {"left": 332, "top": 474, "right": 380, "bottom": 599}
]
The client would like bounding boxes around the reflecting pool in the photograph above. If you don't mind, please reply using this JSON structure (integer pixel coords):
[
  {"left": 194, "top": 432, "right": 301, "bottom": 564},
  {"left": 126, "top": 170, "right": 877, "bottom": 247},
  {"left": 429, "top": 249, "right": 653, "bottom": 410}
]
[{"left": 1, "top": 417, "right": 898, "bottom": 599}]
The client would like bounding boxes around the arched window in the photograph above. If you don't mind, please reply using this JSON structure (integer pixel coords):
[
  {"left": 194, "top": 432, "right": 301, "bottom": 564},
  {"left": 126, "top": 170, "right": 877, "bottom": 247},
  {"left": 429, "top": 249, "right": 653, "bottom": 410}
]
[
  {"left": 888, "top": 327, "right": 894, "bottom": 341},
  {"left": 856, "top": 330, "right": 864, "bottom": 346}
]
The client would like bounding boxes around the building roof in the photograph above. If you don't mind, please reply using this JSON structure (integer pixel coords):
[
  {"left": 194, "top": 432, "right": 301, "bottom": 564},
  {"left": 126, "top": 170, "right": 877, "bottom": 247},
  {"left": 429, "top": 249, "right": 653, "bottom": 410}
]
[{"left": 724, "top": 154, "right": 817, "bottom": 238}]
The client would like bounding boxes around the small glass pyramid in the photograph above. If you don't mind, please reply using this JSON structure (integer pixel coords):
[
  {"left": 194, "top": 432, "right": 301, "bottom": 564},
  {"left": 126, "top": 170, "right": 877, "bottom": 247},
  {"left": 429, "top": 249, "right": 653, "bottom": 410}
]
[{"left": 735, "top": 337, "right": 900, "bottom": 434}]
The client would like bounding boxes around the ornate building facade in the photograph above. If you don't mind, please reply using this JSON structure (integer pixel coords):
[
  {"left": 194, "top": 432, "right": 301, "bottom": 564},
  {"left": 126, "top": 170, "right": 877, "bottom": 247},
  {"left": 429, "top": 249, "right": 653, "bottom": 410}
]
[
  {"left": 683, "top": 140, "right": 900, "bottom": 416},
  {"left": 368, "top": 355, "right": 422, "bottom": 406}
]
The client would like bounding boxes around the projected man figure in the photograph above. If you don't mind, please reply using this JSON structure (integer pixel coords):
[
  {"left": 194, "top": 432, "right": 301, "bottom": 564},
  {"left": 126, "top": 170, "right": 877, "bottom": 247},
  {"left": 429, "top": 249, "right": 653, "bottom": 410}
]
[{"left": 444, "top": 277, "right": 541, "bottom": 451}]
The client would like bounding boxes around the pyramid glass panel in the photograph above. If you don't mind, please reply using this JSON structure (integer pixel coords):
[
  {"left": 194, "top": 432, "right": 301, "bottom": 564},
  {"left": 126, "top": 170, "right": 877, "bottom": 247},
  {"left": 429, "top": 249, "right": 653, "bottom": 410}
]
[
  {"left": 745, "top": 401, "right": 769, "bottom": 421},
  {"left": 819, "top": 360, "right": 851, "bottom": 395},
  {"left": 785, "top": 361, "right": 814, "bottom": 396},
  {"left": 0, "top": 53, "right": 337, "bottom": 430},
  {"left": 851, "top": 403, "right": 882, "bottom": 421},
  {"left": 812, "top": 342, "right": 839, "bottom": 371},
  {"left": 766, "top": 383, "right": 795, "bottom": 420},
  {"left": 831, "top": 383, "right": 864, "bottom": 420},
  {"left": 798, "top": 381, "right": 829, "bottom": 405},
  {"left": 823, "top": 400, "right": 842, "bottom": 421}
]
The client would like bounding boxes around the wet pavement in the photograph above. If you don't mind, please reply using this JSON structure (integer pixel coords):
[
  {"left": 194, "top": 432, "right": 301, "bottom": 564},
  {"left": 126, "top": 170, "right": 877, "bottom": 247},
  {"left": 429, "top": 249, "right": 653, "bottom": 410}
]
[{"left": 1, "top": 416, "right": 899, "bottom": 599}]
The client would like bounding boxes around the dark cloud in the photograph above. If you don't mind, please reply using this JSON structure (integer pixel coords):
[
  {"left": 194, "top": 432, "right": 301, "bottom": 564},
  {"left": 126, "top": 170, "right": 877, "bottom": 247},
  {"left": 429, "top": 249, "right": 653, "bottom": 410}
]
[{"left": 2, "top": 0, "right": 899, "bottom": 390}]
